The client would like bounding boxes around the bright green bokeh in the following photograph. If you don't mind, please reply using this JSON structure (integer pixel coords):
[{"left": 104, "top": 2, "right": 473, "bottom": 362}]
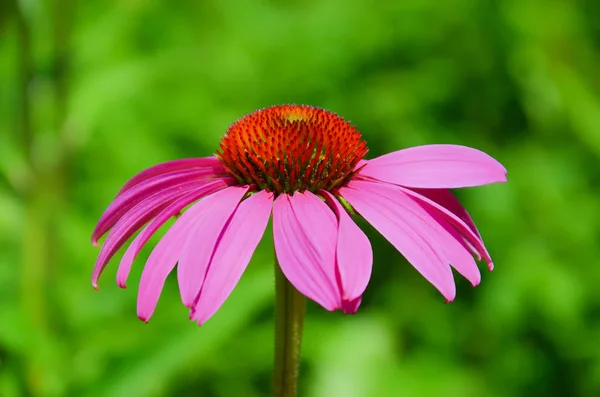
[{"left": 1, "top": 0, "right": 599, "bottom": 396}]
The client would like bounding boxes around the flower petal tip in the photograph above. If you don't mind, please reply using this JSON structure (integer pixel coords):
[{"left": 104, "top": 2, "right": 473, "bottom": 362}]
[
  {"left": 341, "top": 297, "right": 362, "bottom": 314},
  {"left": 116, "top": 270, "right": 129, "bottom": 289},
  {"left": 470, "top": 273, "right": 482, "bottom": 288},
  {"left": 183, "top": 298, "right": 196, "bottom": 310},
  {"left": 443, "top": 291, "right": 456, "bottom": 304},
  {"left": 488, "top": 262, "right": 494, "bottom": 272},
  {"left": 137, "top": 315, "right": 149, "bottom": 324},
  {"left": 91, "top": 229, "right": 103, "bottom": 246},
  {"left": 189, "top": 309, "right": 206, "bottom": 326}
]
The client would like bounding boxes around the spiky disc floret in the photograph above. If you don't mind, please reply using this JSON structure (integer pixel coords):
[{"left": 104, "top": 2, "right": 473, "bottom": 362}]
[{"left": 217, "top": 105, "right": 368, "bottom": 194}]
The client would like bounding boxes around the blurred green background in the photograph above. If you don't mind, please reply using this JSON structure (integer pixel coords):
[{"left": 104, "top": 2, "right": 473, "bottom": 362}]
[{"left": 1, "top": 0, "right": 600, "bottom": 396}]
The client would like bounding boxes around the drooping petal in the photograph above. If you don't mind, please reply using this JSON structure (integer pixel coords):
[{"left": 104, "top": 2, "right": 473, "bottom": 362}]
[
  {"left": 414, "top": 189, "right": 481, "bottom": 236},
  {"left": 119, "top": 224, "right": 150, "bottom": 287},
  {"left": 177, "top": 186, "right": 249, "bottom": 308},
  {"left": 91, "top": 182, "right": 201, "bottom": 288},
  {"left": 348, "top": 179, "right": 481, "bottom": 289},
  {"left": 412, "top": 188, "right": 493, "bottom": 270},
  {"left": 359, "top": 144, "right": 507, "bottom": 188},
  {"left": 436, "top": 217, "right": 481, "bottom": 286},
  {"left": 401, "top": 187, "right": 492, "bottom": 267},
  {"left": 340, "top": 180, "right": 457, "bottom": 301},
  {"left": 190, "top": 190, "right": 273, "bottom": 325},
  {"left": 412, "top": 198, "right": 481, "bottom": 286},
  {"left": 118, "top": 157, "right": 227, "bottom": 195},
  {"left": 137, "top": 194, "right": 216, "bottom": 322},
  {"left": 341, "top": 296, "right": 362, "bottom": 314},
  {"left": 116, "top": 178, "right": 233, "bottom": 288},
  {"left": 92, "top": 169, "right": 220, "bottom": 245},
  {"left": 321, "top": 190, "right": 373, "bottom": 306},
  {"left": 273, "top": 192, "right": 340, "bottom": 311}
]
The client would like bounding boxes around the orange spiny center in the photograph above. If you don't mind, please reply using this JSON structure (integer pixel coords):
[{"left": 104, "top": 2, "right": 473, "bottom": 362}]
[{"left": 217, "top": 105, "right": 368, "bottom": 194}]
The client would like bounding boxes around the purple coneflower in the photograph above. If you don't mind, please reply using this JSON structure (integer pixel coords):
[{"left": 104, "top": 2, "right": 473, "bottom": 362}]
[{"left": 92, "top": 104, "right": 506, "bottom": 324}]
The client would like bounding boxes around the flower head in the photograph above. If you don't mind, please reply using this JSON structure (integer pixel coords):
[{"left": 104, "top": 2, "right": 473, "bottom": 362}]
[
  {"left": 218, "top": 105, "right": 367, "bottom": 194},
  {"left": 91, "top": 105, "right": 507, "bottom": 324}
]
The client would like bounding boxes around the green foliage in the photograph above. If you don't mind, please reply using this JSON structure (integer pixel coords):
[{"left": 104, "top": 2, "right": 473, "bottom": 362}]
[{"left": 1, "top": 0, "right": 600, "bottom": 395}]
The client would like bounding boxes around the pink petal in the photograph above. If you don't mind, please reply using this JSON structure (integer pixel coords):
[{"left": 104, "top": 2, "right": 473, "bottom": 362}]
[
  {"left": 412, "top": 198, "right": 480, "bottom": 287},
  {"left": 177, "top": 186, "right": 249, "bottom": 308},
  {"left": 273, "top": 192, "right": 340, "bottom": 311},
  {"left": 414, "top": 189, "right": 481, "bottom": 237},
  {"left": 354, "top": 159, "right": 368, "bottom": 171},
  {"left": 119, "top": 225, "right": 151, "bottom": 288},
  {"left": 190, "top": 190, "right": 273, "bottom": 325},
  {"left": 137, "top": 193, "right": 218, "bottom": 322},
  {"left": 412, "top": 188, "right": 493, "bottom": 270},
  {"left": 321, "top": 190, "right": 373, "bottom": 305},
  {"left": 91, "top": 182, "right": 201, "bottom": 288},
  {"left": 92, "top": 169, "right": 221, "bottom": 245},
  {"left": 401, "top": 188, "right": 492, "bottom": 268},
  {"left": 116, "top": 178, "right": 233, "bottom": 288},
  {"left": 118, "top": 157, "right": 226, "bottom": 195},
  {"left": 340, "top": 180, "right": 456, "bottom": 301},
  {"left": 359, "top": 144, "right": 507, "bottom": 188},
  {"left": 341, "top": 296, "right": 362, "bottom": 314}
]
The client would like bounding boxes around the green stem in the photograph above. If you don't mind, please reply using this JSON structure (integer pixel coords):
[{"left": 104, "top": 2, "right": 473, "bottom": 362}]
[{"left": 274, "top": 258, "right": 306, "bottom": 397}]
